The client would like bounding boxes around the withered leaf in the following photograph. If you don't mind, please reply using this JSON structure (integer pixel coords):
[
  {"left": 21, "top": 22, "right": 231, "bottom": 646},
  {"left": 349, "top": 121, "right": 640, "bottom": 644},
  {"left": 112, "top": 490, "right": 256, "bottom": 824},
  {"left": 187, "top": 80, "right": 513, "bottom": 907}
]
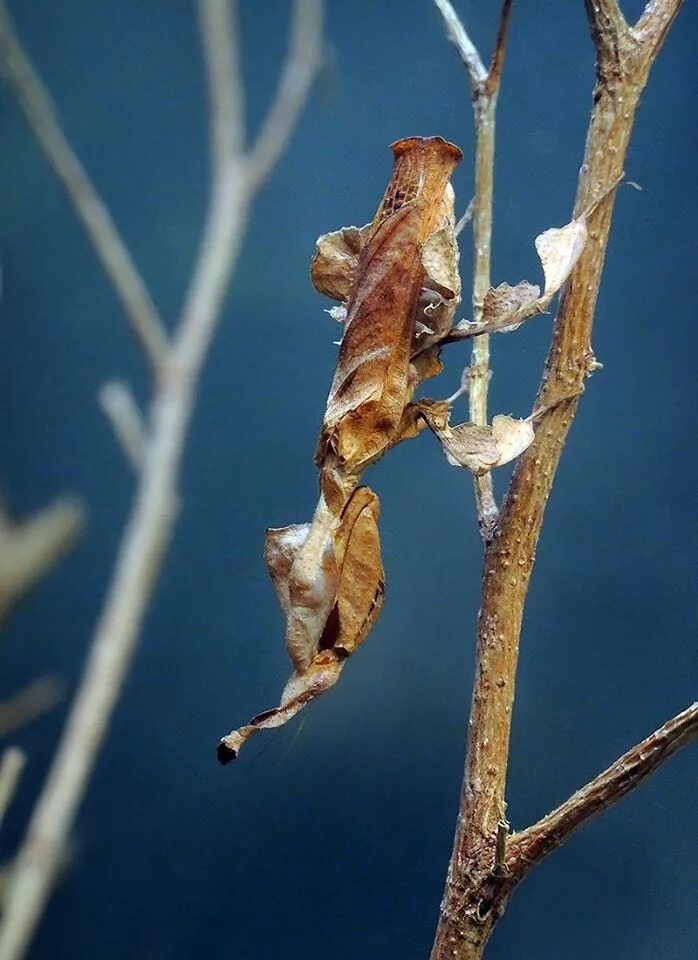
[
  {"left": 310, "top": 224, "right": 371, "bottom": 302},
  {"left": 419, "top": 403, "right": 534, "bottom": 475},
  {"left": 481, "top": 281, "right": 540, "bottom": 333},
  {"left": 535, "top": 218, "right": 588, "bottom": 302},
  {"left": 451, "top": 216, "right": 588, "bottom": 341},
  {"left": 490, "top": 415, "right": 535, "bottom": 467}
]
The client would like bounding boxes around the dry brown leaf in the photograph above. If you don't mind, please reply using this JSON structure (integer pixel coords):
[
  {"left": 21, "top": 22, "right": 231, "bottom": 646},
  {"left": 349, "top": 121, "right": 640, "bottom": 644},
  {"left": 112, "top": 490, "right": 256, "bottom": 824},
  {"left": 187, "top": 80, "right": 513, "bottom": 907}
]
[
  {"left": 482, "top": 281, "right": 540, "bottom": 333},
  {"left": 490, "top": 415, "right": 535, "bottom": 467},
  {"left": 535, "top": 218, "right": 588, "bottom": 302},
  {"left": 419, "top": 403, "right": 534, "bottom": 475},
  {"left": 310, "top": 224, "right": 370, "bottom": 302},
  {"left": 451, "top": 216, "right": 587, "bottom": 341}
]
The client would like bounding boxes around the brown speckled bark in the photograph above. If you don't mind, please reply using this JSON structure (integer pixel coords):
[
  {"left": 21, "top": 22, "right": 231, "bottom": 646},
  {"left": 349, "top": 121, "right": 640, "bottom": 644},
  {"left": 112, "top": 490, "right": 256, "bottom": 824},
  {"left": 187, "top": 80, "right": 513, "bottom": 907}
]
[{"left": 430, "top": 3, "right": 686, "bottom": 958}]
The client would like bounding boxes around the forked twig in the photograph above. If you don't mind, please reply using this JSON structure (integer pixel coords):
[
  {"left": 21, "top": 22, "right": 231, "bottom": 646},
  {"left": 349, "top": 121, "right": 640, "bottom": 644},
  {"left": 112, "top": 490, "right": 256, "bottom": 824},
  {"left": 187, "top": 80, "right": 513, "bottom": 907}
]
[
  {"left": 0, "top": 749, "right": 25, "bottom": 834},
  {"left": 430, "top": 2, "right": 687, "bottom": 958},
  {"left": 0, "top": 3, "right": 323, "bottom": 958},
  {"left": 433, "top": 0, "right": 516, "bottom": 540}
]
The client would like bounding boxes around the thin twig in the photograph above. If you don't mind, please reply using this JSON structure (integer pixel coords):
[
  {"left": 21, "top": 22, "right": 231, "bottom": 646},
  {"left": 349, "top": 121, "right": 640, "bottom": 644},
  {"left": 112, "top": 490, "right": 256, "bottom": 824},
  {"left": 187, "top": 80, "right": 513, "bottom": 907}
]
[
  {"left": 0, "top": 499, "right": 83, "bottom": 624},
  {"left": 0, "top": 1, "right": 169, "bottom": 375},
  {"left": 430, "top": 2, "right": 686, "bottom": 958},
  {"left": 507, "top": 702, "right": 698, "bottom": 880},
  {"left": 0, "top": 3, "right": 323, "bottom": 958},
  {"left": 432, "top": 0, "right": 486, "bottom": 89},
  {"left": 246, "top": 0, "right": 324, "bottom": 195},
  {"left": 485, "top": 0, "right": 515, "bottom": 93},
  {"left": 433, "top": 1, "right": 515, "bottom": 539},
  {"left": 99, "top": 381, "right": 147, "bottom": 471},
  {"left": 454, "top": 195, "right": 475, "bottom": 236},
  {"left": 0, "top": 749, "right": 25, "bottom": 835},
  {"left": 0, "top": 678, "right": 63, "bottom": 740}
]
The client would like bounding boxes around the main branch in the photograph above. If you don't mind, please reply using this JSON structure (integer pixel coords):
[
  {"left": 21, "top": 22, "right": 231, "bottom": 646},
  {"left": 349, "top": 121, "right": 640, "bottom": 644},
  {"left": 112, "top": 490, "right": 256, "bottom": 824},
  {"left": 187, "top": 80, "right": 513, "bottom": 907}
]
[{"left": 430, "top": 2, "right": 685, "bottom": 958}]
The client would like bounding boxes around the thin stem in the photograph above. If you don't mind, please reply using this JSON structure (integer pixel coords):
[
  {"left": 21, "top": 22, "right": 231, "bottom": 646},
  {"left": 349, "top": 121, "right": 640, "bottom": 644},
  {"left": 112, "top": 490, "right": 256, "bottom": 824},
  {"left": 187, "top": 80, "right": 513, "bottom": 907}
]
[
  {"left": 468, "top": 92, "right": 498, "bottom": 538},
  {"left": 0, "top": 749, "right": 25, "bottom": 834},
  {"left": 0, "top": 1, "right": 169, "bottom": 376},
  {"left": 0, "top": 678, "right": 63, "bottom": 739},
  {"left": 0, "top": 3, "right": 322, "bottom": 957},
  {"left": 485, "top": 0, "right": 515, "bottom": 93},
  {"left": 99, "top": 382, "right": 147, "bottom": 472},
  {"left": 507, "top": 702, "right": 698, "bottom": 880},
  {"left": 433, "top": 1, "right": 515, "bottom": 541},
  {"left": 432, "top": 0, "right": 487, "bottom": 90},
  {"left": 0, "top": 499, "right": 83, "bottom": 624}
]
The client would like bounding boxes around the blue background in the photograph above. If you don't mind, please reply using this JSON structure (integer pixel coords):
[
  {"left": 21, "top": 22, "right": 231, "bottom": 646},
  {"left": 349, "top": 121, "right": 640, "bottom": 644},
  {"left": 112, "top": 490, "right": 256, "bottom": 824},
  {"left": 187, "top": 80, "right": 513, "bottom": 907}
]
[{"left": 1, "top": 1, "right": 696, "bottom": 958}]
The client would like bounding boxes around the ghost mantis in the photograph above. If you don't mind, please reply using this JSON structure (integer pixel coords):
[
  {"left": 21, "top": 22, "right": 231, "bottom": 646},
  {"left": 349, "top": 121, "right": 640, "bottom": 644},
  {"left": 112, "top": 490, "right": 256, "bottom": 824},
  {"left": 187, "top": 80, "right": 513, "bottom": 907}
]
[{"left": 218, "top": 136, "right": 586, "bottom": 761}]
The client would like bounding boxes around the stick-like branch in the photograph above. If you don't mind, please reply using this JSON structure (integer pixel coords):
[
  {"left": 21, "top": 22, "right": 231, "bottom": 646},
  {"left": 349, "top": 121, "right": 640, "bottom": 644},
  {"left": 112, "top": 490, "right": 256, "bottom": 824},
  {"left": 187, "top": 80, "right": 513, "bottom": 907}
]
[
  {"left": 99, "top": 381, "right": 147, "bottom": 471},
  {"left": 0, "top": 2, "right": 168, "bottom": 376},
  {"left": 199, "top": 0, "right": 246, "bottom": 171},
  {"left": 507, "top": 702, "right": 698, "bottom": 880},
  {"left": 0, "top": 678, "right": 63, "bottom": 739},
  {"left": 433, "top": 0, "right": 515, "bottom": 539},
  {"left": 0, "top": 749, "right": 25, "bottom": 834},
  {"left": 430, "top": 2, "right": 685, "bottom": 958},
  {"left": 0, "top": 499, "right": 83, "bottom": 624},
  {"left": 485, "top": 0, "right": 514, "bottom": 94},
  {"left": 246, "top": 0, "right": 324, "bottom": 195},
  {"left": 0, "top": 3, "right": 323, "bottom": 958},
  {"left": 633, "top": 0, "right": 684, "bottom": 55},
  {"left": 432, "top": 0, "right": 487, "bottom": 89}
]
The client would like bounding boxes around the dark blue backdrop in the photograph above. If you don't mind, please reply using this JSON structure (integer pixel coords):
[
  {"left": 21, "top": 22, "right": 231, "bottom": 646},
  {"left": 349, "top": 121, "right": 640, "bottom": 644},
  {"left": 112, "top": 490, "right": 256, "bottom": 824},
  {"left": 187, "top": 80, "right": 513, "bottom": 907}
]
[{"left": 1, "top": 2, "right": 696, "bottom": 958}]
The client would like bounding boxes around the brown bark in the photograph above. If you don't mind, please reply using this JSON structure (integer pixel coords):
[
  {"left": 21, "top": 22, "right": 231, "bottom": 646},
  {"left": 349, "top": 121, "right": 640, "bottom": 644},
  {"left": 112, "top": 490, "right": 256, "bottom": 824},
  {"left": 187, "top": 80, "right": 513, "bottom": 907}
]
[{"left": 430, "top": 2, "right": 686, "bottom": 958}]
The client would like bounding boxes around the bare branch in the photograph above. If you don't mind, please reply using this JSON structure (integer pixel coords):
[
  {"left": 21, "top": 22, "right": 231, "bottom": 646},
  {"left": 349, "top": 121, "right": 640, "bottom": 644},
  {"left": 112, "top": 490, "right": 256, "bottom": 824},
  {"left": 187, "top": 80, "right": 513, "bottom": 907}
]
[
  {"left": 454, "top": 195, "right": 475, "bottom": 236},
  {"left": 433, "top": 1, "right": 516, "bottom": 541},
  {"left": 0, "top": 2, "right": 169, "bottom": 376},
  {"left": 485, "top": 0, "right": 515, "bottom": 94},
  {"left": 198, "top": 0, "right": 246, "bottom": 170},
  {"left": 431, "top": 1, "right": 686, "bottom": 956},
  {"left": 246, "top": 0, "right": 324, "bottom": 194},
  {"left": 0, "top": 749, "right": 25, "bottom": 834},
  {"left": 0, "top": 678, "right": 63, "bottom": 740},
  {"left": 633, "top": 0, "right": 684, "bottom": 56},
  {"left": 507, "top": 703, "right": 698, "bottom": 880},
  {"left": 99, "top": 381, "right": 147, "bottom": 472},
  {"left": 583, "top": 0, "right": 631, "bottom": 71},
  {"left": 0, "top": 3, "right": 322, "bottom": 957},
  {"left": 0, "top": 499, "right": 83, "bottom": 624},
  {"left": 432, "top": 0, "right": 487, "bottom": 92}
]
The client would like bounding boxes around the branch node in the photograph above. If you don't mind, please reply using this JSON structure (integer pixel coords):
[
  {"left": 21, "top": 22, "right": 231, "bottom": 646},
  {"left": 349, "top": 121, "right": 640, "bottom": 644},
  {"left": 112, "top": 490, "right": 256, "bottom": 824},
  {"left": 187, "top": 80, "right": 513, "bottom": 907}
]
[{"left": 99, "top": 381, "right": 147, "bottom": 472}]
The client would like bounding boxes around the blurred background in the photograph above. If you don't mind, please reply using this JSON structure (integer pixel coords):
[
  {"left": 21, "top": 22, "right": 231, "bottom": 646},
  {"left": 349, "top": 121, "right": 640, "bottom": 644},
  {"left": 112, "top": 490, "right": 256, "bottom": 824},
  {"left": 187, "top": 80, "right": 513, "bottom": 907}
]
[{"left": 0, "top": 1, "right": 696, "bottom": 958}]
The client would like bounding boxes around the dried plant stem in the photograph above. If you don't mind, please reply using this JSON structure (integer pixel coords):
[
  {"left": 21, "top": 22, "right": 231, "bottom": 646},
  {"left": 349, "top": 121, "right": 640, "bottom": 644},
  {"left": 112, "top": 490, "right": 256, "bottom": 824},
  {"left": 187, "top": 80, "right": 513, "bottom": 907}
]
[
  {"left": 0, "top": 678, "right": 63, "bottom": 739},
  {"left": 0, "top": 2, "right": 322, "bottom": 958},
  {"left": 430, "top": 2, "right": 685, "bottom": 958},
  {"left": 468, "top": 91, "right": 498, "bottom": 536},
  {"left": 507, "top": 702, "right": 698, "bottom": 879},
  {"left": 434, "top": 0, "right": 514, "bottom": 539},
  {"left": 0, "top": 749, "right": 25, "bottom": 834},
  {"left": 0, "top": 499, "right": 83, "bottom": 625}
]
